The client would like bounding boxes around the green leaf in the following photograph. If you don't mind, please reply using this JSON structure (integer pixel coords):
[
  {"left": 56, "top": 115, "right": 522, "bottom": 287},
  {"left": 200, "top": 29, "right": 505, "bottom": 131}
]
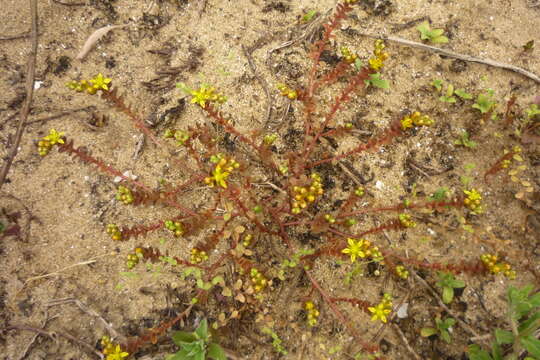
[
  {"left": 467, "top": 344, "right": 493, "bottom": 360},
  {"left": 365, "top": 73, "right": 390, "bottom": 89},
  {"left": 494, "top": 329, "right": 514, "bottom": 345},
  {"left": 301, "top": 9, "right": 318, "bottom": 23},
  {"left": 443, "top": 286, "right": 454, "bottom": 304},
  {"left": 440, "top": 330, "right": 452, "bottom": 344},
  {"left": 491, "top": 342, "right": 503, "bottom": 360},
  {"left": 455, "top": 89, "right": 473, "bottom": 99},
  {"left": 431, "top": 79, "right": 443, "bottom": 91},
  {"left": 168, "top": 348, "right": 193, "bottom": 360},
  {"left": 521, "top": 336, "right": 540, "bottom": 358},
  {"left": 172, "top": 331, "right": 197, "bottom": 346},
  {"left": 195, "top": 319, "right": 209, "bottom": 340},
  {"left": 439, "top": 95, "right": 456, "bottom": 103},
  {"left": 208, "top": 343, "right": 227, "bottom": 360},
  {"left": 420, "top": 327, "right": 438, "bottom": 337},
  {"left": 519, "top": 311, "right": 540, "bottom": 336},
  {"left": 431, "top": 35, "right": 449, "bottom": 44}
]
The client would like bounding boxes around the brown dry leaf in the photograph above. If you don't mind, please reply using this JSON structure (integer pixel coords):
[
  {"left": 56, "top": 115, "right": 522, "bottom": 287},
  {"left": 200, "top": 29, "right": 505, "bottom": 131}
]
[
  {"left": 235, "top": 293, "right": 246, "bottom": 303},
  {"left": 234, "top": 279, "right": 243, "bottom": 290}
]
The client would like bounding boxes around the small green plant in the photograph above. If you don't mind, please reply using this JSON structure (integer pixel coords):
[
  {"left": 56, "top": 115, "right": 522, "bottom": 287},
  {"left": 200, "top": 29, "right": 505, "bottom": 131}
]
[
  {"left": 468, "top": 285, "right": 540, "bottom": 360},
  {"left": 365, "top": 72, "right": 390, "bottom": 89},
  {"left": 417, "top": 21, "right": 449, "bottom": 44},
  {"left": 473, "top": 90, "right": 497, "bottom": 114},
  {"left": 421, "top": 316, "right": 456, "bottom": 344},
  {"left": 439, "top": 83, "right": 457, "bottom": 103},
  {"left": 525, "top": 104, "right": 540, "bottom": 118},
  {"left": 167, "top": 319, "right": 226, "bottom": 360},
  {"left": 429, "top": 187, "right": 449, "bottom": 202},
  {"left": 454, "top": 131, "right": 478, "bottom": 148},
  {"left": 262, "top": 327, "right": 288, "bottom": 355},
  {"left": 455, "top": 88, "right": 473, "bottom": 100},
  {"left": 301, "top": 9, "right": 318, "bottom": 23},
  {"left": 436, "top": 272, "right": 465, "bottom": 304}
]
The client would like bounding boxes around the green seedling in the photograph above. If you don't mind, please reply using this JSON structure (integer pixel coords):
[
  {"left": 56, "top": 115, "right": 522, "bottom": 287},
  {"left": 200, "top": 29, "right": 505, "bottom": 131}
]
[
  {"left": 417, "top": 21, "right": 449, "bottom": 44},
  {"left": 167, "top": 319, "right": 226, "bottom": 360},
  {"left": 468, "top": 285, "right": 540, "bottom": 360},
  {"left": 454, "top": 131, "right": 478, "bottom": 148},
  {"left": 473, "top": 90, "right": 497, "bottom": 114},
  {"left": 301, "top": 9, "right": 318, "bottom": 23},
  {"left": 525, "top": 104, "right": 540, "bottom": 118},
  {"left": 421, "top": 316, "right": 456, "bottom": 344},
  {"left": 429, "top": 187, "right": 449, "bottom": 202},
  {"left": 523, "top": 40, "right": 534, "bottom": 52},
  {"left": 431, "top": 79, "right": 444, "bottom": 92},
  {"left": 262, "top": 327, "right": 288, "bottom": 355},
  {"left": 439, "top": 83, "right": 457, "bottom": 103},
  {"left": 420, "top": 316, "right": 456, "bottom": 344},
  {"left": 436, "top": 272, "right": 465, "bottom": 304},
  {"left": 455, "top": 88, "right": 473, "bottom": 100},
  {"left": 365, "top": 72, "right": 390, "bottom": 89}
]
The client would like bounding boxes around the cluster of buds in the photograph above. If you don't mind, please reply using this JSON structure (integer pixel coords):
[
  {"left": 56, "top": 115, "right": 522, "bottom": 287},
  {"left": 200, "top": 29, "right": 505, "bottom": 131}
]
[
  {"left": 340, "top": 46, "right": 358, "bottom": 64},
  {"left": 400, "top": 111, "right": 435, "bottom": 130},
  {"left": 106, "top": 224, "right": 122, "bottom": 241},
  {"left": 277, "top": 83, "right": 298, "bottom": 100},
  {"left": 324, "top": 214, "right": 336, "bottom": 224},
  {"left": 368, "top": 293, "right": 393, "bottom": 323},
  {"left": 463, "top": 189, "right": 483, "bottom": 214},
  {"left": 126, "top": 247, "right": 143, "bottom": 269},
  {"left": 204, "top": 154, "right": 240, "bottom": 189},
  {"left": 190, "top": 248, "right": 208, "bottom": 264},
  {"left": 398, "top": 213, "right": 417, "bottom": 228},
  {"left": 242, "top": 234, "right": 253, "bottom": 247},
  {"left": 116, "top": 185, "right": 134, "bottom": 205},
  {"left": 263, "top": 133, "right": 278, "bottom": 146},
  {"left": 342, "top": 237, "right": 383, "bottom": 263},
  {"left": 250, "top": 268, "right": 268, "bottom": 292},
  {"left": 164, "top": 129, "right": 190, "bottom": 146},
  {"left": 185, "top": 83, "right": 226, "bottom": 108},
  {"left": 354, "top": 187, "right": 365, "bottom": 197},
  {"left": 395, "top": 265, "right": 409, "bottom": 279},
  {"left": 100, "top": 336, "right": 129, "bottom": 360},
  {"left": 304, "top": 301, "right": 320, "bottom": 327},
  {"left": 368, "top": 40, "right": 389, "bottom": 71},
  {"left": 164, "top": 220, "right": 185, "bottom": 237},
  {"left": 66, "top": 73, "right": 111, "bottom": 95},
  {"left": 291, "top": 173, "right": 324, "bottom": 214},
  {"left": 480, "top": 254, "right": 516, "bottom": 279},
  {"left": 37, "top": 129, "right": 65, "bottom": 156}
]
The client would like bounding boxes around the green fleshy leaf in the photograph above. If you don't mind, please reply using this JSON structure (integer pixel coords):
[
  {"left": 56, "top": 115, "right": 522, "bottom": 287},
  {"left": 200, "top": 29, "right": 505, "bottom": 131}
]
[{"left": 208, "top": 343, "right": 227, "bottom": 360}]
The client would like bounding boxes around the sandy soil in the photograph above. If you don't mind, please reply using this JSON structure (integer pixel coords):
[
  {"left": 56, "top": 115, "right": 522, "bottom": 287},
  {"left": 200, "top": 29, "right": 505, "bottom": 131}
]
[{"left": 1, "top": 0, "right": 540, "bottom": 359}]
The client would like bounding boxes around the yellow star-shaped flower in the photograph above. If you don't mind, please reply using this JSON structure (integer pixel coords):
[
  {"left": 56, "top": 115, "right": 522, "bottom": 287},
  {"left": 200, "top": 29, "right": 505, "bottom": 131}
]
[
  {"left": 44, "top": 129, "right": 65, "bottom": 145},
  {"left": 106, "top": 345, "right": 129, "bottom": 360},
  {"left": 341, "top": 238, "right": 366, "bottom": 263},
  {"left": 368, "top": 303, "right": 391, "bottom": 323},
  {"left": 90, "top": 73, "right": 112, "bottom": 92}
]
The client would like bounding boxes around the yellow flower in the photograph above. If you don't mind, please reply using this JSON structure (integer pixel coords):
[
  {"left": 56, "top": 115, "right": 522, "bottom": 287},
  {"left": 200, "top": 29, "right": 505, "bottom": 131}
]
[
  {"left": 189, "top": 84, "right": 226, "bottom": 108},
  {"left": 90, "top": 73, "right": 112, "bottom": 92},
  {"left": 106, "top": 345, "right": 129, "bottom": 360},
  {"left": 368, "top": 303, "right": 391, "bottom": 323},
  {"left": 44, "top": 129, "right": 65, "bottom": 145},
  {"left": 342, "top": 238, "right": 366, "bottom": 263},
  {"left": 463, "top": 189, "right": 482, "bottom": 214}
]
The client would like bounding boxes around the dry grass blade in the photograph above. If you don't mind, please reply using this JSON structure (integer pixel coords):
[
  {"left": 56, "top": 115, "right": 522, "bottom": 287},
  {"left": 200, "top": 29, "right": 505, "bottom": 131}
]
[{"left": 76, "top": 24, "right": 131, "bottom": 60}]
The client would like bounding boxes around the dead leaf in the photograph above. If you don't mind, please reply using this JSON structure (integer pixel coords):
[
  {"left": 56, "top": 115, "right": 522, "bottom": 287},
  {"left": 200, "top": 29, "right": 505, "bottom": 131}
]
[{"left": 76, "top": 24, "right": 131, "bottom": 60}]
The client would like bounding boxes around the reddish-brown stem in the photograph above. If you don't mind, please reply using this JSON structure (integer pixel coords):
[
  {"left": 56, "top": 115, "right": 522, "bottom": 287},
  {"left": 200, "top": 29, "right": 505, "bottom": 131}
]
[
  {"left": 339, "top": 198, "right": 464, "bottom": 218},
  {"left": 307, "top": 117, "right": 401, "bottom": 169},
  {"left": 302, "top": 67, "right": 372, "bottom": 167}
]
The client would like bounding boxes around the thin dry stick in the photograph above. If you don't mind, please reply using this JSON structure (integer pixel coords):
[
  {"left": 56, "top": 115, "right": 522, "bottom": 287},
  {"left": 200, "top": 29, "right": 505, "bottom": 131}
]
[
  {"left": 412, "top": 271, "right": 486, "bottom": 344},
  {"left": 27, "top": 106, "right": 96, "bottom": 125},
  {"left": 18, "top": 310, "right": 58, "bottom": 360},
  {"left": 0, "top": 0, "right": 38, "bottom": 190},
  {"left": 392, "top": 323, "right": 422, "bottom": 360},
  {"left": 23, "top": 253, "right": 111, "bottom": 286},
  {"left": 242, "top": 44, "right": 272, "bottom": 127},
  {"left": 5, "top": 324, "right": 104, "bottom": 359},
  {"left": 357, "top": 32, "right": 540, "bottom": 84},
  {"left": 47, "top": 297, "right": 125, "bottom": 342}
]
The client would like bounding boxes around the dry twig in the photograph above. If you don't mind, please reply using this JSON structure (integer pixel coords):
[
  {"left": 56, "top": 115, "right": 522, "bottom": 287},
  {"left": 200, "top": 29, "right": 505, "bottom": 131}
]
[
  {"left": 47, "top": 297, "right": 125, "bottom": 342},
  {"left": 0, "top": 0, "right": 38, "bottom": 190},
  {"left": 242, "top": 45, "right": 273, "bottom": 127},
  {"left": 357, "top": 32, "right": 540, "bottom": 84}
]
